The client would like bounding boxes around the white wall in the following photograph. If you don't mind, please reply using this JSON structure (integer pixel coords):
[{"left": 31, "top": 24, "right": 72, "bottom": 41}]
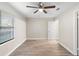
[
  {"left": 0, "top": 2, "right": 27, "bottom": 56},
  {"left": 57, "top": 4, "right": 79, "bottom": 55},
  {"left": 58, "top": 10, "right": 74, "bottom": 54},
  {"left": 27, "top": 18, "right": 59, "bottom": 40},
  {"left": 27, "top": 18, "right": 48, "bottom": 40},
  {"left": 0, "top": 2, "right": 25, "bottom": 19}
]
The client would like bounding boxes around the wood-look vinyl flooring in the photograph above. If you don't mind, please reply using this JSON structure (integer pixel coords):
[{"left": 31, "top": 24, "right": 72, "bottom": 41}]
[{"left": 10, "top": 40, "right": 73, "bottom": 56}]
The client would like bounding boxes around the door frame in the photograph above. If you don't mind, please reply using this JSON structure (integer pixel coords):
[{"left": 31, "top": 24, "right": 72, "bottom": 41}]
[{"left": 73, "top": 10, "right": 79, "bottom": 56}]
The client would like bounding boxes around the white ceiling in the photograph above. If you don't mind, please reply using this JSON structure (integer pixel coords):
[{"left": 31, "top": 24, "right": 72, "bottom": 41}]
[{"left": 9, "top": 2, "right": 79, "bottom": 18}]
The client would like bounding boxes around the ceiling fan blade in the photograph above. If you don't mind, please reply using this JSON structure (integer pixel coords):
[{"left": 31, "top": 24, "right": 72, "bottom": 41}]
[
  {"left": 38, "top": 2, "right": 42, "bottom": 6},
  {"left": 38, "top": 2, "right": 42, "bottom": 8},
  {"left": 43, "top": 10, "right": 47, "bottom": 14},
  {"left": 44, "top": 6, "right": 56, "bottom": 9},
  {"left": 26, "top": 6, "right": 38, "bottom": 8},
  {"left": 34, "top": 10, "right": 39, "bottom": 14}
]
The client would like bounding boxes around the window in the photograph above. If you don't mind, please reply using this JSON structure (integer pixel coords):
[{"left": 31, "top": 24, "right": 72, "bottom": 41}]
[{"left": 0, "top": 11, "right": 14, "bottom": 44}]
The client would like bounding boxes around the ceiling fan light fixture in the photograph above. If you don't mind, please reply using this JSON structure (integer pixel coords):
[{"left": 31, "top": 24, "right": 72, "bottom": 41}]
[
  {"left": 39, "top": 9, "right": 43, "bottom": 12},
  {"left": 26, "top": 2, "right": 56, "bottom": 14}
]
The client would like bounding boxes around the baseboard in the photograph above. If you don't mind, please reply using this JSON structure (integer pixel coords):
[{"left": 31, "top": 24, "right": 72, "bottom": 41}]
[
  {"left": 6, "top": 38, "right": 27, "bottom": 56},
  {"left": 27, "top": 38, "right": 48, "bottom": 40},
  {"left": 58, "top": 41, "right": 74, "bottom": 55}
]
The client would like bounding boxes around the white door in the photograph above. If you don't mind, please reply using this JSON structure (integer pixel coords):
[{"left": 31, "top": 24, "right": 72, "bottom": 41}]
[{"left": 48, "top": 20, "right": 59, "bottom": 40}]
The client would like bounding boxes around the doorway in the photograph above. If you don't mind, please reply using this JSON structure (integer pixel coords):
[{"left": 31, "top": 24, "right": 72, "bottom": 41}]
[
  {"left": 74, "top": 11, "right": 79, "bottom": 56},
  {"left": 76, "top": 11, "right": 79, "bottom": 56},
  {"left": 48, "top": 19, "right": 59, "bottom": 40}
]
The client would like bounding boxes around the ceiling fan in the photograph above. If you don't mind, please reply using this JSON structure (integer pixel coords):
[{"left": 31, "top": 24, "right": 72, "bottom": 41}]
[{"left": 26, "top": 2, "right": 56, "bottom": 14}]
